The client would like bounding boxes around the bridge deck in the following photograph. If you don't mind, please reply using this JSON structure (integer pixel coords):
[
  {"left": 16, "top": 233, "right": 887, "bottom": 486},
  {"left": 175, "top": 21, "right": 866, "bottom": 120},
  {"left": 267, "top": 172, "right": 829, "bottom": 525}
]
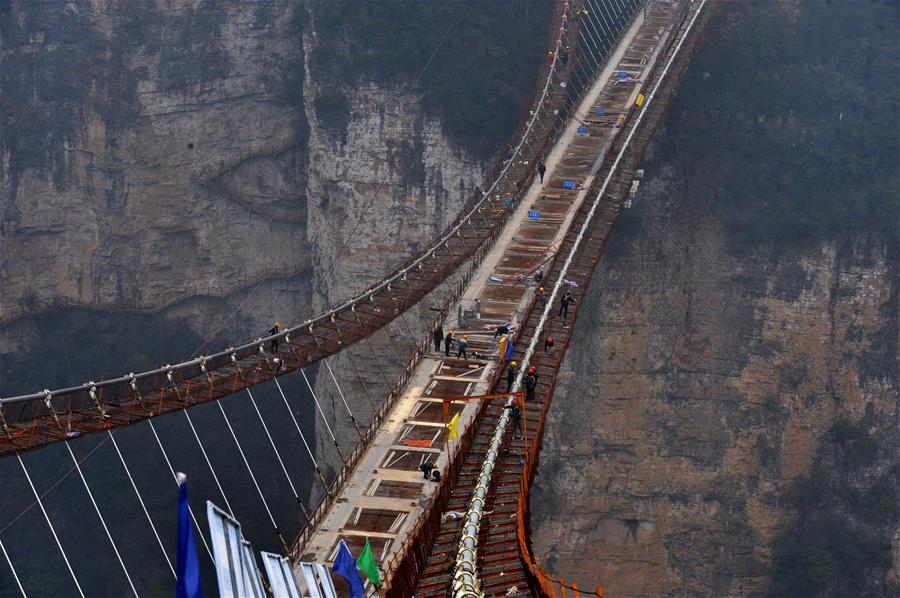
[
  {"left": 412, "top": 2, "right": 688, "bottom": 595},
  {"left": 292, "top": 58, "right": 603, "bottom": 592},
  {"left": 292, "top": 2, "right": 685, "bottom": 595}
]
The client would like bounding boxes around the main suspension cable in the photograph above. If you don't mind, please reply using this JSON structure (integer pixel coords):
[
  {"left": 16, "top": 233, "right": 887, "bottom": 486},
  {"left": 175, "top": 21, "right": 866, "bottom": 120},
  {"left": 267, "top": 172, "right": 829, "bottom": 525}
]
[
  {"left": 63, "top": 442, "right": 139, "bottom": 598},
  {"left": 15, "top": 453, "right": 85, "bottom": 598}
]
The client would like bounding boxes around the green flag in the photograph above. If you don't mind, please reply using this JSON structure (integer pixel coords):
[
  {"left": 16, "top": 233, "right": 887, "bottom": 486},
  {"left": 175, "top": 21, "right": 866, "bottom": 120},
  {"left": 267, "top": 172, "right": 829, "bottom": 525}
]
[{"left": 356, "top": 537, "right": 381, "bottom": 587}]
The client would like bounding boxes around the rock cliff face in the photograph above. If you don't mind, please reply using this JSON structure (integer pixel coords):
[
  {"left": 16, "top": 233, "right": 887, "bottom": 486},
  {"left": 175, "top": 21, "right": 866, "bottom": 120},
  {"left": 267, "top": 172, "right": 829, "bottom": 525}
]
[
  {"left": 0, "top": 0, "right": 488, "bottom": 390},
  {"left": 1, "top": 0, "right": 310, "bottom": 332},
  {"left": 530, "top": 162, "right": 898, "bottom": 595},
  {"left": 529, "top": 2, "right": 899, "bottom": 595}
]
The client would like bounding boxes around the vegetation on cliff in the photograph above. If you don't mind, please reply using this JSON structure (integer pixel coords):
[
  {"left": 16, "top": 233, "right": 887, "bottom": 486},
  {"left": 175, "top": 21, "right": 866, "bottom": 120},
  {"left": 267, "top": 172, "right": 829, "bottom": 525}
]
[
  {"left": 771, "top": 415, "right": 898, "bottom": 597},
  {"left": 668, "top": 0, "right": 899, "bottom": 254}
]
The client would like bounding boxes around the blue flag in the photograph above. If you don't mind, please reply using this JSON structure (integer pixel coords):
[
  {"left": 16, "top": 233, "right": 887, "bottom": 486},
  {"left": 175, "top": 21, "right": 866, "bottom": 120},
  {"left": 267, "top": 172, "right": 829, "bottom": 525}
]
[
  {"left": 177, "top": 475, "right": 203, "bottom": 598},
  {"left": 333, "top": 540, "right": 365, "bottom": 598},
  {"left": 504, "top": 339, "right": 516, "bottom": 361}
]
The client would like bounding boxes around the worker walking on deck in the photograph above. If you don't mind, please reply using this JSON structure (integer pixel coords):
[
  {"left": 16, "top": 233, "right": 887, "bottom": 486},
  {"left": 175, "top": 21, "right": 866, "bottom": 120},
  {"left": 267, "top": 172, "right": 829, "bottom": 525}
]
[
  {"left": 457, "top": 335, "right": 469, "bottom": 360},
  {"left": 507, "top": 402, "right": 522, "bottom": 438},
  {"left": 444, "top": 331, "right": 454, "bottom": 357},
  {"left": 559, "top": 292, "right": 575, "bottom": 319},
  {"left": 434, "top": 326, "right": 444, "bottom": 352},
  {"left": 506, "top": 361, "right": 518, "bottom": 393},
  {"left": 544, "top": 336, "right": 555, "bottom": 355},
  {"left": 269, "top": 321, "right": 280, "bottom": 353},
  {"left": 535, "top": 286, "right": 546, "bottom": 306},
  {"left": 538, "top": 159, "right": 546, "bottom": 184},
  {"left": 524, "top": 370, "right": 537, "bottom": 403}
]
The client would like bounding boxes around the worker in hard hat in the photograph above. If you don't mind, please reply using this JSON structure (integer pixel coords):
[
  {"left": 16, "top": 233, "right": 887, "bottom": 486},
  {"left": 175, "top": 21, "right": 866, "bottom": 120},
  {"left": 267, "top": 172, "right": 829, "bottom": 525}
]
[
  {"left": 506, "top": 360, "right": 518, "bottom": 393},
  {"left": 457, "top": 335, "right": 469, "bottom": 361},
  {"left": 506, "top": 401, "right": 522, "bottom": 438},
  {"left": 544, "top": 336, "right": 555, "bottom": 355},
  {"left": 559, "top": 291, "right": 575, "bottom": 319},
  {"left": 444, "top": 330, "right": 454, "bottom": 357},
  {"left": 535, "top": 286, "right": 546, "bottom": 306},
  {"left": 269, "top": 321, "right": 281, "bottom": 353},
  {"left": 493, "top": 322, "right": 510, "bottom": 339},
  {"left": 524, "top": 368, "right": 537, "bottom": 403}
]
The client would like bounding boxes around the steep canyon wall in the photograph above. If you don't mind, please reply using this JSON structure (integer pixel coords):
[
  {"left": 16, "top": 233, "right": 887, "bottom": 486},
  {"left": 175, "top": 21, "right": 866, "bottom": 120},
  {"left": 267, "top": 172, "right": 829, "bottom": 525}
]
[{"left": 531, "top": 2, "right": 899, "bottom": 596}]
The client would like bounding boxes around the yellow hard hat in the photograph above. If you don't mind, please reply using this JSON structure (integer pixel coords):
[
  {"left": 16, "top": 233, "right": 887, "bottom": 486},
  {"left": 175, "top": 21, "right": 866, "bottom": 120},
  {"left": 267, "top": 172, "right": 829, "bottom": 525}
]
[
  {"left": 511, "top": 361, "right": 517, "bottom": 366},
  {"left": 274, "top": 321, "right": 280, "bottom": 327},
  {"left": 539, "top": 287, "right": 544, "bottom": 292},
  {"left": 463, "top": 335, "right": 468, "bottom": 340}
]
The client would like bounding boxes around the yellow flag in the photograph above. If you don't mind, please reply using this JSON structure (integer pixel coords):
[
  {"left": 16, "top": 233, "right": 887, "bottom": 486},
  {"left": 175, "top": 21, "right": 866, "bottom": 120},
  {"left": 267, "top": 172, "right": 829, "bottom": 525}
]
[
  {"left": 447, "top": 412, "right": 460, "bottom": 441},
  {"left": 498, "top": 335, "right": 508, "bottom": 361}
]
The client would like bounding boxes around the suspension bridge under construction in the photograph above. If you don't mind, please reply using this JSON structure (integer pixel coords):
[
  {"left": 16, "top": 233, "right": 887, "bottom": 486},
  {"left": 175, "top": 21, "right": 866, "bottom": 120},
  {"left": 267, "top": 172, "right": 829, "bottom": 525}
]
[{"left": 0, "top": 0, "right": 715, "bottom": 596}]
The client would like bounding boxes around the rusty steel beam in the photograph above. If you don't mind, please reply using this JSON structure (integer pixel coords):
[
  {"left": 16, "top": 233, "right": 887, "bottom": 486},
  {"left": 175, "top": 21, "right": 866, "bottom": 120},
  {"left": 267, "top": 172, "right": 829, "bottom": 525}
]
[{"left": 400, "top": 0, "right": 715, "bottom": 595}]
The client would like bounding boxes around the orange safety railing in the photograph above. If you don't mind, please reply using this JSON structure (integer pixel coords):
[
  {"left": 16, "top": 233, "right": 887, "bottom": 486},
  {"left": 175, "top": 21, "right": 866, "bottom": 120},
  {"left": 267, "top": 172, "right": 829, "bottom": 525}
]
[{"left": 383, "top": 0, "right": 703, "bottom": 594}]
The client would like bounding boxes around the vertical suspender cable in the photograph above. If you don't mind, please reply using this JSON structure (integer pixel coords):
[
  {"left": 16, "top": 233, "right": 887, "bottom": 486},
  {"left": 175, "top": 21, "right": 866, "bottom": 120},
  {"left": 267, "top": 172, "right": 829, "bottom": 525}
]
[
  {"left": 63, "top": 442, "right": 139, "bottom": 597},
  {"left": 591, "top": 0, "right": 616, "bottom": 38},
  {"left": 575, "top": 14, "right": 605, "bottom": 70},
  {"left": 363, "top": 335, "right": 397, "bottom": 395},
  {"left": 596, "top": 0, "right": 622, "bottom": 39},
  {"left": 383, "top": 321, "right": 408, "bottom": 364},
  {"left": 323, "top": 360, "right": 364, "bottom": 441},
  {"left": 0, "top": 536, "right": 26, "bottom": 598},
  {"left": 299, "top": 370, "right": 347, "bottom": 467},
  {"left": 216, "top": 401, "right": 288, "bottom": 553},
  {"left": 582, "top": 3, "right": 612, "bottom": 58},
  {"left": 245, "top": 389, "right": 309, "bottom": 520},
  {"left": 273, "top": 378, "right": 330, "bottom": 493},
  {"left": 586, "top": 3, "right": 613, "bottom": 56},
  {"left": 147, "top": 421, "right": 213, "bottom": 561},
  {"left": 183, "top": 410, "right": 234, "bottom": 517},
  {"left": 344, "top": 346, "right": 379, "bottom": 413},
  {"left": 15, "top": 453, "right": 85, "bottom": 598},
  {"left": 107, "top": 430, "right": 176, "bottom": 579}
]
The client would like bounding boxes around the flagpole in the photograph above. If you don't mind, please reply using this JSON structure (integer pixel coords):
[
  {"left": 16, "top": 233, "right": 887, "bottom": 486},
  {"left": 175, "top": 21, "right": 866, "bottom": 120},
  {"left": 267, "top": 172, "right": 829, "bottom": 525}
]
[{"left": 443, "top": 399, "right": 450, "bottom": 455}]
